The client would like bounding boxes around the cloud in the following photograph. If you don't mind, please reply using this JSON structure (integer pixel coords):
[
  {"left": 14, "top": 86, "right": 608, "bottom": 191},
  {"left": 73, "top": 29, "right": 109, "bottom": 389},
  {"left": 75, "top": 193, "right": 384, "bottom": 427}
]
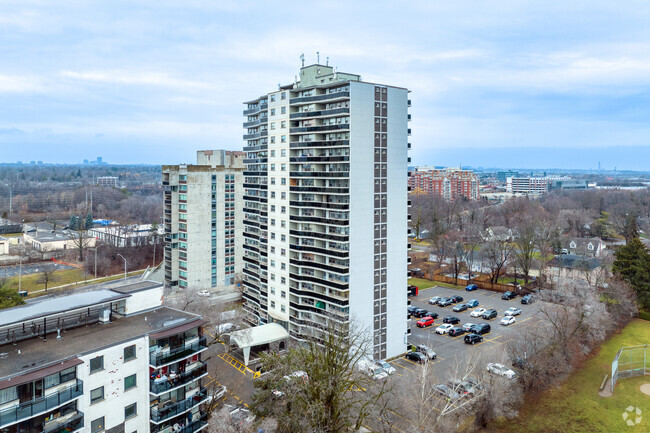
[
  {"left": 59, "top": 70, "right": 213, "bottom": 90},
  {"left": 0, "top": 74, "right": 42, "bottom": 93}
]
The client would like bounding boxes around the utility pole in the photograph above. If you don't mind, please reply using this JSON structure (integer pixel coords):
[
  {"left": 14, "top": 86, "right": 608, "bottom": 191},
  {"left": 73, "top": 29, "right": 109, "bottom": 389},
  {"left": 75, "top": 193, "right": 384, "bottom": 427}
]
[
  {"left": 18, "top": 246, "right": 23, "bottom": 292},
  {"left": 9, "top": 187, "right": 12, "bottom": 215},
  {"left": 94, "top": 247, "right": 97, "bottom": 279},
  {"left": 117, "top": 253, "right": 127, "bottom": 281}
]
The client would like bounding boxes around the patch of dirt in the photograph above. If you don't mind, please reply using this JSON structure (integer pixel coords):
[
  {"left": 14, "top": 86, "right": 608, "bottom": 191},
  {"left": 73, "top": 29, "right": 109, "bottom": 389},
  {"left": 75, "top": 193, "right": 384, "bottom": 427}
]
[
  {"left": 640, "top": 383, "right": 650, "bottom": 396},
  {"left": 599, "top": 377, "right": 613, "bottom": 397}
]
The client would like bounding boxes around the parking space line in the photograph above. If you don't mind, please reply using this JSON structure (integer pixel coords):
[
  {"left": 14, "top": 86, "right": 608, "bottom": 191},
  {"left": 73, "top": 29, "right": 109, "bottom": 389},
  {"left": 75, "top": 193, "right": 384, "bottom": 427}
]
[{"left": 391, "top": 361, "right": 415, "bottom": 373}]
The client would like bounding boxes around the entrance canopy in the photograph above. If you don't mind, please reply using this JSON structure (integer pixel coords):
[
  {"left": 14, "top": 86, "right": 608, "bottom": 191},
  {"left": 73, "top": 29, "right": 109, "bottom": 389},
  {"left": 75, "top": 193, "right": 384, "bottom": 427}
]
[{"left": 229, "top": 323, "right": 289, "bottom": 365}]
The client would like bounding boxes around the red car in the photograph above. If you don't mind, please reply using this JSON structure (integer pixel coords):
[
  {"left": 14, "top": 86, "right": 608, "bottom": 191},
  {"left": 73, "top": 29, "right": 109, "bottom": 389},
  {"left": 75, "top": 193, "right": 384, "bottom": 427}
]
[{"left": 416, "top": 316, "right": 435, "bottom": 328}]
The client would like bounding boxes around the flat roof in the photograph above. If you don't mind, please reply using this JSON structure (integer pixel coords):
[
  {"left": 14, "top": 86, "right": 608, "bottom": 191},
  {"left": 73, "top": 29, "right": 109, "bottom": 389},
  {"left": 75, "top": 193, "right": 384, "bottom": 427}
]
[
  {"left": 110, "top": 281, "right": 163, "bottom": 294},
  {"left": 0, "top": 289, "right": 130, "bottom": 327},
  {"left": 0, "top": 306, "right": 200, "bottom": 381}
]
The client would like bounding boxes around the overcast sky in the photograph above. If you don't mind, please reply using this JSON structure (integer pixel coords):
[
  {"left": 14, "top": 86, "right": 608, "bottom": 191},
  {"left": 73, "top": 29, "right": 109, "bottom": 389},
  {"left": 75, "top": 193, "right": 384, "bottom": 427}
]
[{"left": 1, "top": 1, "right": 650, "bottom": 169}]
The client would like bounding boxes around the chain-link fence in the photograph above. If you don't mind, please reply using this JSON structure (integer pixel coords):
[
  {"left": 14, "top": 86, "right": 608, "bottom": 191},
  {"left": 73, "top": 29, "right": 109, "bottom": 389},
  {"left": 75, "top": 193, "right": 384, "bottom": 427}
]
[{"left": 612, "top": 345, "right": 649, "bottom": 392}]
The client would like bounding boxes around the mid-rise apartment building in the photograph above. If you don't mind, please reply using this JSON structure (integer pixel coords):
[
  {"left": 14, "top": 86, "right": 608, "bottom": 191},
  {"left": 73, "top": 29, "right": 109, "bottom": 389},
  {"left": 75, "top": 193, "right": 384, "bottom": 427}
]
[
  {"left": 408, "top": 167, "right": 480, "bottom": 200},
  {"left": 506, "top": 176, "right": 550, "bottom": 194},
  {"left": 0, "top": 281, "right": 208, "bottom": 433},
  {"left": 241, "top": 63, "right": 410, "bottom": 360},
  {"left": 96, "top": 176, "right": 119, "bottom": 188},
  {"left": 162, "top": 150, "right": 244, "bottom": 290}
]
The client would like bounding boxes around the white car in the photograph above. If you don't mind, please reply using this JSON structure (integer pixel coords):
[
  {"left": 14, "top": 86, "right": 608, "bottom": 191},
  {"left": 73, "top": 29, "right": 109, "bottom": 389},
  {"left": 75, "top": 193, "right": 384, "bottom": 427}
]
[
  {"left": 428, "top": 296, "right": 442, "bottom": 305},
  {"left": 462, "top": 323, "right": 476, "bottom": 332},
  {"left": 207, "top": 385, "right": 227, "bottom": 403},
  {"left": 487, "top": 363, "right": 516, "bottom": 379},
  {"left": 504, "top": 307, "right": 522, "bottom": 316},
  {"left": 435, "top": 324, "right": 454, "bottom": 334},
  {"left": 376, "top": 360, "right": 396, "bottom": 375},
  {"left": 197, "top": 290, "right": 211, "bottom": 297},
  {"left": 369, "top": 367, "right": 389, "bottom": 380},
  {"left": 500, "top": 316, "right": 516, "bottom": 326},
  {"left": 470, "top": 308, "right": 487, "bottom": 318}
]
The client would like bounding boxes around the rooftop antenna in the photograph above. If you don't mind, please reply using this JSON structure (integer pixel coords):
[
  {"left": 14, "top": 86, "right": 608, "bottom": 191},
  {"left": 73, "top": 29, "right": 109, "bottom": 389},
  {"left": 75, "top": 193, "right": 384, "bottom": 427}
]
[
  {"left": 300, "top": 53, "right": 305, "bottom": 68},
  {"left": 316, "top": 51, "right": 320, "bottom": 64},
  {"left": 326, "top": 56, "right": 329, "bottom": 66}
]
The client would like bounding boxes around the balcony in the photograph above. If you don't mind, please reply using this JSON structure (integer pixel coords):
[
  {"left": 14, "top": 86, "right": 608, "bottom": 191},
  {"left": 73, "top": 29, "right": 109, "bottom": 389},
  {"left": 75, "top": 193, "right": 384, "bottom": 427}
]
[
  {"left": 151, "top": 388, "right": 207, "bottom": 423},
  {"left": 150, "top": 337, "right": 207, "bottom": 367},
  {"left": 151, "top": 411, "right": 208, "bottom": 433},
  {"left": 43, "top": 411, "right": 84, "bottom": 433},
  {"left": 0, "top": 380, "right": 83, "bottom": 427}
]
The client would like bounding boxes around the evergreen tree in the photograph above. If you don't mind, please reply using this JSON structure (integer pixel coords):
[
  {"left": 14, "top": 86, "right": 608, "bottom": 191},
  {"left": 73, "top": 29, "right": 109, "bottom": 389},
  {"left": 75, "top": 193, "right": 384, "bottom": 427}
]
[
  {"left": 623, "top": 213, "right": 639, "bottom": 243},
  {"left": 69, "top": 215, "right": 78, "bottom": 230},
  {"left": 613, "top": 238, "right": 650, "bottom": 308},
  {"left": 0, "top": 284, "right": 26, "bottom": 310},
  {"left": 85, "top": 213, "right": 93, "bottom": 229}
]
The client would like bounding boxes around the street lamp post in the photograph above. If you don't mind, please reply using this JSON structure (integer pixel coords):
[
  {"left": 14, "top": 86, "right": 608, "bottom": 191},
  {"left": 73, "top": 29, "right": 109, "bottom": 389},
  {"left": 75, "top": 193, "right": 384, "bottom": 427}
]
[
  {"left": 94, "top": 247, "right": 98, "bottom": 279},
  {"left": 117, "top": 254, "right": 127, "bottom": 281}
]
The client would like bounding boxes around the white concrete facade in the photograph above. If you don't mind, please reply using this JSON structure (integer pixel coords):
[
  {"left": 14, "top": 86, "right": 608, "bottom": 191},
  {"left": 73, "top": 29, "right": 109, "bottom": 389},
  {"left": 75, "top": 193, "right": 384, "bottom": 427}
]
[{"left": 242, "top": 65, "right": 410, "bottom": 360}]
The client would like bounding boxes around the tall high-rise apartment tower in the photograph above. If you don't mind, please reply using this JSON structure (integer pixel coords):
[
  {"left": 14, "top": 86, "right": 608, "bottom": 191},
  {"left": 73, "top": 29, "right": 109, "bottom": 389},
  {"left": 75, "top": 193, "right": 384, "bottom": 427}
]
[
  {"left": 242, "top": 63, "right": 410, "bottom": 360},
  {"left": 162, "top": 150, "right": 245, "bottom": 290}
]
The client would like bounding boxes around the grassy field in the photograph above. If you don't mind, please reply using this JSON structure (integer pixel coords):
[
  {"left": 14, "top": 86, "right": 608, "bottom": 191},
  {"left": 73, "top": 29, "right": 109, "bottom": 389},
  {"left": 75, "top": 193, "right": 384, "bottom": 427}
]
[
  {"left": 490, "top": 319, "right": 650, "bottom": 433},
  {"left": 408, "top": 277, "right": 464, "bottom": 291}
]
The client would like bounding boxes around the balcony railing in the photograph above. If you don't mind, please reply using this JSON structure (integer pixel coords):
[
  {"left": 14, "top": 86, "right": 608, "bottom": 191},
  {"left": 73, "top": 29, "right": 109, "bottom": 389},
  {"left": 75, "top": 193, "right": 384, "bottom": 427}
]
[
  {"left": 151, "top": 412, "right": 208, "bottom": 433},
  {"left": 151, "top": 388, "right": 207, "bottom": 423},
  {"left": 150, "top": 362, "right": 208, "bottom": 395},
  {"left": 150, "top": 336, "right": 207, "bottom": 367},
  {"left": 0, "top": 380, "right": 83, "bottom": 427},
  {"left": 43, "top": 411, "right": 84, "bottom": 433}
]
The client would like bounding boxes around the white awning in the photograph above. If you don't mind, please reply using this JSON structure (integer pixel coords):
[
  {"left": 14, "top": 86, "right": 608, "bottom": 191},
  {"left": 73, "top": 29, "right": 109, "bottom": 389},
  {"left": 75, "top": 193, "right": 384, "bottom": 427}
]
[{"left": 229, "top": 323, "right": 289, "bottom": 365}]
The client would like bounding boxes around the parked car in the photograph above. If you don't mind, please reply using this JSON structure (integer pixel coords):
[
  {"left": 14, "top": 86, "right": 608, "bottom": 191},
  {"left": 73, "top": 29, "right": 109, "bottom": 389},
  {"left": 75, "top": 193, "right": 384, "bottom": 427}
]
[
  {"left": 448, "top": 327, "right": 466, "bottom": 337},
  {"left": 438, "top": 298, "right": 453, "bottom": 307},
  {"left": 416, "top": 316, "right": 435, "bottom": 328},
  {"left": 207, "top": 385, "right": 228, "bottom": 403},
  {"left": 462, "top": 323, "right": 476, "bottom": 332},
  {"left": 504, "top": 307, "right": 522, "bottom": 316},
  {"left": 408, "top": 285, "right": 419, "bottom": 296},
  {"left": 435, "top": 324, "right": 455, "bottom": 334},
  {"left": 376, "top": 360, "right": 397, "bottom": 375},
  {"left": 433, "top": 384, "right": 461, "bottom": 400},
  {"left": 450, "top": 295, "right": 464, "bottom": 303},
  {"left": 407, "top": 306, "right": 419, "bottom": 315},
  {"left": 428, "top": 296, "right": 443, "bottom": 305},
  {"left": 197, "top": 290, "right": 211, "bottom": 297},
  {"left": 465, "top": 284, "right": 478, "bottom": 291},
  {"left": 502, "top": 291, "right": 517, "bottom": 300},
  {"left": 452, "top": 303, "right": 468, "bottom": 312},
  {"left": 443, "top": 316, "right": 460, "bottom": 325},
  {"left": 424, "top": 311, "right": 439, "bottom": 319},
  {"left": 500, "top": 315, "right": 516, "bottom": 326},
  {"left": 449, "top": 379, "right": 481, "bottom": 397},
  {"left": 464, "top": 333, "right": 483, "bottom": 345},
  {"left": 471, "top": 323, "right": 491, "bottom": 335},
  {"left": 521, "top": 294, "right": 535, "bottom": 304},
  {"left": 413, "top": 308, "right": 428, "bottom": 318},
  {"left": 405, "top": 351, "right": 427, "bottom": 364},
  {"left": 481, "top": 309, "right": 498, "bottom": 320},
  {"left": 466, "top": 299, "right": 479, "bottom": 308},
  {"left": 417, "top": 344, "right": 437, "bottom": 360},
  {"left": 470, "top": 308, "right": 487, "bottom": 318},
  {"left": 487, "top": 363, "right": 516, "bottom": 379}
]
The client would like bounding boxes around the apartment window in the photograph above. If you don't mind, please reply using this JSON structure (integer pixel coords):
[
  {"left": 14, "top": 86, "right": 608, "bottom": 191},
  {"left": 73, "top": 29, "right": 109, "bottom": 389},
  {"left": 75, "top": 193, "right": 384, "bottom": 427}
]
[
  {"left": 281, "top": 135, "right": 286, "bottom": 143},
  {"left": 271, "top": 192, "right": 275, "bottom": 198},
  {"left": 270, "top": 177, "right": 276, "bottom": 185},
  {"left": 281, "top": 263, "right": 286, "bottom": 270},
  {"left": 270, "top": 246, "right": 275, "bottom": 253},
  {"left": 281, "top": 92, "right": 286, "bottom": 100},
  {"left": 124, "top": 345, "right": 136, "bottom": 362},
  {"left": 90, "top": 356, "right": 104, "bottom": 373},
  {"left": 281, "top": 248, "right": 286, "bottom": 256},
  {"left": 270, "top": 122, "right": 276, "bottom": 130},
  {"left": 271, "top": 150, "right": 275, "bottom": 157},
  {"left": 91, "top": 417, "right": 105, "bottom": 433},
  {"left": 281, "top": 206, "right": 286, "bottom": 213},
  {"left": 270, "top": 94, "right": 276, "bottom": 102},
  {"left": 281, "top": 234, "right": 286, "bottom": 242},
  {"left": 280, "top": 149, "right": 286, "bottom": 157},
  {"left": 271, "top": 108, "right": 276, "bottom": 116},
  {"left": 281, "top": 220, "right": 286, "bottom": 228},
  {"left": 271, "top": 219, "right": 275, "bottom": 226},
  {"left": 281, "top": 305, "right": 286, "bottom": 312},
  {"left": 281, "top": 192, "right": 286, "bottom": 199},
  {"left": 281, "top": 164, "right": 286, "bottom": 171},
  {"left": 271, "top": 301, "right": 276, "bottom": 308},
  {"left": 281, "top": 121, "right": 286, "bottom": 129},
  {"left": 270, "top": 136, "right": 275, "bottom": 143},
  {"left": 270, "top": 205, "right": 275, "bottom": 212},
  {"left": 281, "top": 178, "right": 287, "bottom": 185},
  {"left": 270, "top": 164, "right": 275, "bottom": 171},
  {"left": 124, "top": 374, "right": 137, "bottom": 391},
  {"left": 125, "top": 402, "right": 137, "bottom": 420},
  {"left": 281, "top": 106, "right": 287, "bottom": 114},
  {"left": 90, "top": 386, "right": 104, "bottom": 404},
  {"left": 179, "top": 175, "right": 187, "bottom": 181},
  {"left": 271, "top": 233, "right": 275, "bottom": 240},
  {"left": 271, "top": 287, "right": 276, "bottom": 294}
]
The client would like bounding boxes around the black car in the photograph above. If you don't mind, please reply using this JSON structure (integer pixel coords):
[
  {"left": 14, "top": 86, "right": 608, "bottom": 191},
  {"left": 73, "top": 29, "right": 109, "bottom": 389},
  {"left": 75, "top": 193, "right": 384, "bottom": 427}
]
[
  {"left": 452, "top": 303, "right": 468, "bottom": 312},
  {"left": 482, "top": 309, "right": 498, "bottom": 320},
  {"left": 443, "top": 316, "right": 460, "bottom": 325},
  {"left": 425, "top": 311, "right": 439, "bottom": 319},
  {"left": 471, "top": 323, "right": 491, "bottom": 335},
  {"left": 450, "top": 295, "right": 464, "bottom": 303},
  {"left": 413, "top": 308, "right": 428, "bottom": 318},
  {"left": 438, "top": 298, "right": 453, "bottom": 307},
  {"left": 448, "top": 327, "right": 466, "bottom": 337},
  {"left": 502, "top": 291, "right": 517, "bottom": 300},
  {"left": 521, "top": 294, "right": 535, "bottom": 305},
  {"left": 464, "top": 333, "right": 483, "bottom": 345},
  {"left": 407, "top": 306, "right": 418, "bottom": 316},
  {"left": 405, "top": 351, "right": 427, "bottom": 364}
]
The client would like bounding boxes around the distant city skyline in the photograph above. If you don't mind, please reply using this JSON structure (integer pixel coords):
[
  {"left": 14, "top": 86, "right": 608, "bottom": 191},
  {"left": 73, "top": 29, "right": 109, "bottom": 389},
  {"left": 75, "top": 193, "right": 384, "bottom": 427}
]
[{"left": 1, "top": 1, "right": 650, "bottom": 169}]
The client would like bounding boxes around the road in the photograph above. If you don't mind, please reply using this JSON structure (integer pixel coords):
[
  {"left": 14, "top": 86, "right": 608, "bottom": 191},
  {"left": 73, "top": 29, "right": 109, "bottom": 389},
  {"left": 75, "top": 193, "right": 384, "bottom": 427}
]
[{"left": 0, "top": 261, "right": 74, "bottom": 278}]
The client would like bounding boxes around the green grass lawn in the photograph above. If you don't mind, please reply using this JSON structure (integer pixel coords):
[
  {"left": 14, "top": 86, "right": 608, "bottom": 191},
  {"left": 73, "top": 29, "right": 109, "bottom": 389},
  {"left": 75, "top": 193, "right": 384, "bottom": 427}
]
[
  {"left": 490, "top": 319, "right": 650, "bottom": 433},
  {"left": 408, "top": 277, "right": 464, "bottom": 291}
]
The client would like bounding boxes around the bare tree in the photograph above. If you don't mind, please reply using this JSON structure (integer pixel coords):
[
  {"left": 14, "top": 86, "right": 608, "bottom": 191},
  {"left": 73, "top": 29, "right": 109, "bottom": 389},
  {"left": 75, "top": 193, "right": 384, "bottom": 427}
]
[
  {"left": 37, "top": 267, "right": 58, "bottom": 291},
  {"left": 483, "top": 239, "right": 513, "bottom": 284}
]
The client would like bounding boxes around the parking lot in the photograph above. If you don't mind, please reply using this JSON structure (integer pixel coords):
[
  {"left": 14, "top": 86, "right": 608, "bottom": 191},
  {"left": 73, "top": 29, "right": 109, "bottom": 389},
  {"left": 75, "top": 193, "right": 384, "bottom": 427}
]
[
  {"left": 389, "top": 285, "right": 552, "bottom": 380},
  {"left": 0, "top": 261, "right": 74, "bottom": 278}
]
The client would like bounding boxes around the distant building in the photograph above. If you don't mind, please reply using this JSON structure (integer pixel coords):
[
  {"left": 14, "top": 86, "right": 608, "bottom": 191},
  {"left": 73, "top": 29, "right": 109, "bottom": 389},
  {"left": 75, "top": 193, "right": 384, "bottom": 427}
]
[
  {"left": 0, "top": 218, "right": 22, "bottom": 234},
  {"left": 496, "top": 171, "right": 519, "bottom": 182},
  {"left": 408, "top": 167, "right": 480, "bottom": 200},
  {"left": 23, "top": 229, "right": 96, "bottom": 252},
  {"left": 96, "top": 176, "right": 119, "bottom": 188},
  {"left": 506, "top": 176, "right": 550, "bottom": 194},
  {"left": 162, "top": 150, "right": 245, "bottom": 290},
  {"left": 547, "top": 254, "right": 602, "bottom": 283},
  {"left": 0, "top": 236, "right": 8, "bottom": 255},
  {"left": 549, "top": 178, "right": 589, "bottom": 190},
  {"left": 91, "top": 224, "right": 163, "bottom": 247},
  {"left": 0, "top": 280, "right": 208, "bottom": 433},
  {"left": 562, "top": 237, "right": 606, "bottom": 257}
]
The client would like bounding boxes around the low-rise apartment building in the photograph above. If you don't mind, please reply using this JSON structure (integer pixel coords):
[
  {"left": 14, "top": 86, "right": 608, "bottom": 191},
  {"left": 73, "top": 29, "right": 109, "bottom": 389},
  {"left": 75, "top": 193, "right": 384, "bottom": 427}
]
[
  {"left": 0, "top": 281, "right": 208, "bottom": 433},
  {"left": 162, "top": 150, "right": 245, "bottom": 290},
  {"left": 96, "top": 176, "right": 119, "bottom": 188},
  {"left": 408, "top": 167, "right": 480, "bottom": 200},
  {"left": 91, "top": 224, "right": 163, "bottom": 248}
]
